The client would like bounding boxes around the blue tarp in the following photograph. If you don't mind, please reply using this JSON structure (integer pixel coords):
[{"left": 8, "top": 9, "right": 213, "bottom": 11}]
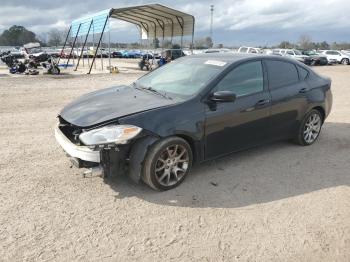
[{"left": 71, "top": 9, "right": 111, "bottom": 37}]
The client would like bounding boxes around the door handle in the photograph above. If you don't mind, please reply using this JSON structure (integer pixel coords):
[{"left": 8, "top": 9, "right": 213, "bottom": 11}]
[
  {"left": 255, "top": 99, "right": 270, "bottom": 106},
  {"left": 299, "top": 88, "right": 308, "bottom": 93}
]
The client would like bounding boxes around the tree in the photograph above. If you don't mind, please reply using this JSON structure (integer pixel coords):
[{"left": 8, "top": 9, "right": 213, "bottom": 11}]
[
  {"left": 205, "top": 36, "right": 213, "bottom": 48},
  {"left": 153, "top": 38, "right": 160, "bottom": 48},
  {"left": 278, "top": 41, "right": 293, "bottom": 49},
  {"left": 48, "top": 29, "right": 62, "bottom": 47},
  {"left": 319, "top": 41, "right": 330, "bottom": 50},
  {"left": 299, "top": 34, "right": 313, "bottom": 50},
  {"left": 0, "top": 25, "right": 38, "bottom": 46}
]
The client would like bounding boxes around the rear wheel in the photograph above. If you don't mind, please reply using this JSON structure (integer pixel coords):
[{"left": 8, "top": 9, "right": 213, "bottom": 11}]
[
  {"left": 142, "top": 137, "right": 192, "bottom": 191},
  {"left": 294, "top": 109, "right": 323, "bottom": 146},
  {"left": 341, "top": 58, "right": 349, "bottom": 65}
]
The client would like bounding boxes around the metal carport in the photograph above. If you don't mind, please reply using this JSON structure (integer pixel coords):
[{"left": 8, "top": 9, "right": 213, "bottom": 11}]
[{"left": 61, "top": 4, "right": 195, "bottom": 74}]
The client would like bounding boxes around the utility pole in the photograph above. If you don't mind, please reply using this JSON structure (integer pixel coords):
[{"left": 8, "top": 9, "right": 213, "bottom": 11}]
[{"left": 210, "top": 5, "right": 214, "bottom": 40}]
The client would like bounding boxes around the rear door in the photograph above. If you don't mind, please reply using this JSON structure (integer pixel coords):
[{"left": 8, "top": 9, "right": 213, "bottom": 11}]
[
  {"left": 264, "top": 59, "right": 309, "bottom": 139},
  {"left": 326, "top": 51, "right": 340, "bottom": 62}
]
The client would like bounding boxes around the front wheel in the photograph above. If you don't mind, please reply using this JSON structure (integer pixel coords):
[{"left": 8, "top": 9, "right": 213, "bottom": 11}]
[
  {"left": 142, "top": 137, "right": 193, "bottom": 191},
  {"left": 294, "top": 109, "right": 323, "bottom": 146},
  {"left": 49, "top": 65, "right": 60, "bottom": 75}
]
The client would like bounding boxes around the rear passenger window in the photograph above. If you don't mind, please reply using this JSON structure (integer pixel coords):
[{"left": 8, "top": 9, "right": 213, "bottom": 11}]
[
  {"left": 298, "top": 66, "right": 309, "bottom": 80},
  {"left": 265, "top": 60, "right": 299, "bottom": 90}
]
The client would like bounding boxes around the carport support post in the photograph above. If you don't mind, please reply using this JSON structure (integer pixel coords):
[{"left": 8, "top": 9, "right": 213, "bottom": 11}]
[
  {"left": 108, "top": 19, "right": 111, "bottom": 72},
  {"left": 65, "top": 23, "right": 81, "bottom": 69},
  {"left": 74, "top": 20, "right": 93, "bottom": 71},
  {"left": 58, "top": 26, "right": 72, "bottom": 64},
  {"left": 88, "top": 15, "right": 109, "bottom": 74},
  {"left": 82, "top": 35, "right": 84, "bottom": 67},
  {"left": 191, "top": 18, "right": 195, "bottom": 54},
  {"left": 101, "top": 33, "right": 104, "bottom": 71}
]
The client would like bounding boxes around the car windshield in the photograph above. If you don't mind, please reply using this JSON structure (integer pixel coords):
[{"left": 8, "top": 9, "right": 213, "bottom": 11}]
[
  {"left": 294, "top": 50, "right": 302, "bottom": 55},
  {"left": 134, "top": 58, "right": 226, "bottom": 99},
  {"left": 307, "top": 51, "right": 317, "bottom": 55}
]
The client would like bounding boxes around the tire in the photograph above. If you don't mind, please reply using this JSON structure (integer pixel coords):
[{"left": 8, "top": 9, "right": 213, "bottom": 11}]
[
  {"left": 294, "top": 109, "right": 323, "bottom": 146},
  {"left": 341, "top": 58, "right": 349, "bottom": 65},
  {"left": 142, "top": 137, "right": 193, "bottom": 191},
  {"left": 50, "top": 66, "right": 60, "bottom": 75}
]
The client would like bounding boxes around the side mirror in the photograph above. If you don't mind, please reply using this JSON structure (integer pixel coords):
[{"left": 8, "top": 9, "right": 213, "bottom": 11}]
[{"left": 210, "top": 91, "right": 236, "bottom": 102}]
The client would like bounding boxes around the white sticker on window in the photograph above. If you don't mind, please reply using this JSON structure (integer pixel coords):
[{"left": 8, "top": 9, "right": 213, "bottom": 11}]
[{"left": 204, "top": 60, "right": 227, "bottom": 67}]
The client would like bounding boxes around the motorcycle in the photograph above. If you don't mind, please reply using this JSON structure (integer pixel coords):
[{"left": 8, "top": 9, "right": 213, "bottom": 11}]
[
  {"left": 41, "top": 57, "right": 60, "bottom": 75},
  {"left": 1, "top": 51, "right": 27, "bottom": 74}
]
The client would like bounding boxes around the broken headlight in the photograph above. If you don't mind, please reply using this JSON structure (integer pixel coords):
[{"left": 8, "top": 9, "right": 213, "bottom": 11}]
[{"left": 79, "top": 125, "right": 142, "bottom": 146}]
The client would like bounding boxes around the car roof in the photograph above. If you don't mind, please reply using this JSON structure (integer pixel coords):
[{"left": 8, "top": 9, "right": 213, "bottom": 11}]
[{"left": 182, "top": 53, "right": 300, "bottom": 64}]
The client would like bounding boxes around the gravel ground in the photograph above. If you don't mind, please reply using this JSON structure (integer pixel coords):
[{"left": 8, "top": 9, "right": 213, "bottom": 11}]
[{"left": 0, "top": 65, "right": 349, "bottom": 262}]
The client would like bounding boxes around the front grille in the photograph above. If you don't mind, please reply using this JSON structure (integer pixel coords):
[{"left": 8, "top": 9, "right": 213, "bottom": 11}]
[{"left": 58, "top": 116, "right": 82, "bottom": 145}]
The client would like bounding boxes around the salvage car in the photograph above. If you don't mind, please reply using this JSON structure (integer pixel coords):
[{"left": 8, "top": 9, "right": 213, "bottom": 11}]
[
  {"left": 279, "top": 49, "right": 312, "bottom": 65},
  {"left": 302, "top": 50, "right": 328, "bottom": 66},
  {"left": 55, "top": 54, "right": 332, "bottom": 190}
]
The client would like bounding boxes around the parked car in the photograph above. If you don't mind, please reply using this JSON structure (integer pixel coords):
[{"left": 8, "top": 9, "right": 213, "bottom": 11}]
[
  {"left": 8, "top": 48, "right": 24, "bottom": 59},
  {"left": 237, "top": 46, "right": 262, "bottom": 54},
  {"left": 111, "top": 51, "right": 123, "bottom": 58},
  {"left": 279, "top": 49, "right": 312, "bottom": 65},
  {"left": 204, "top": 48, "right": 231, "bottom": 54},
  {"left": 341, "top": 50, "right": 350, "bottom": 56},
  {"left": 73, "top": 48, "right": 89, "bottom": 58},
  {"left": 319, "top": 50, "right": 350, "bottom": 65},
  {"left": 271, "top": 49, "right": 283, "bottom": 56},
  {"left": 302, "top": 50, "right": 328, "bottom": 66},
  {"left": 166, "top": 49, "right": 186, "bottom": 60},
  {"left": 55, "top": 53, "right": 332, "bottom": 191},
  {"left": 152, "top": 52, "right": 161, "bottom": 59},
  {"left": 128, "top": 50, "right": 142, "bottom": 58},
  {"left": 87, "top": 48, "right": 108, "bottom": 58},
  {"left": 60, "top": 49, "right": 74, "bottom": 59}
]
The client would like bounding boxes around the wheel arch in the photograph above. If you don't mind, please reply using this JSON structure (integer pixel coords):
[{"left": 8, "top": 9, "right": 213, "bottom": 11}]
[
  {"left": 312, "top": 106, "right": 326, "bottom": 123},
  {"left": 175, "top": 133, "right": 197, "bottom": 163}
]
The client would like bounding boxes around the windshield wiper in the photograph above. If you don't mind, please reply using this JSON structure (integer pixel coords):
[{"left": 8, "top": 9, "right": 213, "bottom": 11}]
[{"left": 133, "top": 83, "right": 172, "bottom": 100}]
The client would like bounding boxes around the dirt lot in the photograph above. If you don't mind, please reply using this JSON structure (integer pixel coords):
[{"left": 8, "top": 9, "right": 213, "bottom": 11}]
[{"left": 0, "top": 65, "right": 349, "bottom": 262}]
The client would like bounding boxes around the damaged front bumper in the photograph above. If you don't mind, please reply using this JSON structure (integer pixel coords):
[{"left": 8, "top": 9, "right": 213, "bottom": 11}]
[
  {"left": 55, "top": 123, "right": 130, "bottom": 178},
  {"left": 55, "top": 124, "right": 100, "bottom": 163}
]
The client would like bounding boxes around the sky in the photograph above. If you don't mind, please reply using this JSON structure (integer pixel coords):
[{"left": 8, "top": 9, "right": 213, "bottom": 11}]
[{"left": 0, "top": 0, "right": 349, "bottom": 46}]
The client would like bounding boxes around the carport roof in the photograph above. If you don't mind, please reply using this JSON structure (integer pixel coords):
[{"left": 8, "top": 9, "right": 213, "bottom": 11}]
[{"left": 109, "top": 4, "right": 195, "bottom": 39}]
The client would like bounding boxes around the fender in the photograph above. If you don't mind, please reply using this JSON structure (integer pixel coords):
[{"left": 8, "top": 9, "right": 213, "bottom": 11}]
[{"left": 128, "top": 136, "right": 159, "bottom": 183}]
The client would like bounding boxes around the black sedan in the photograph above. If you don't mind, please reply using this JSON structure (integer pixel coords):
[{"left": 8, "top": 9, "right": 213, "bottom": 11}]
[
  {"left": 302, "top": 50, "right": 328, "bottom": 66},
  {"left": 55, "top": 54, "right": 332, "bottom": 190}
]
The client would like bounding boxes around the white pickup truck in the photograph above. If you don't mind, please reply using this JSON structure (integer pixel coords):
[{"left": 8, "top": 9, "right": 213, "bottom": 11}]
[{"left": 237, "top": 46, "right": 262, "bottom": 54}]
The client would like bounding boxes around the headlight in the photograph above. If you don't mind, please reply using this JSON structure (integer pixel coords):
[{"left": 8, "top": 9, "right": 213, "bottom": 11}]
[{"left": 79, "top": 125, "right": 142, "bottom": 146}]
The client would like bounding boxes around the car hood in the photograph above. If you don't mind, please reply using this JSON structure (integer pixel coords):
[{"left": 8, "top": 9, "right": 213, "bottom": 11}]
[
  {"left": 59, "top": 85, "right": 178, "bottom": 127},
  {"left": 308, "top": 54, "right": 326, "bottom": 58}
]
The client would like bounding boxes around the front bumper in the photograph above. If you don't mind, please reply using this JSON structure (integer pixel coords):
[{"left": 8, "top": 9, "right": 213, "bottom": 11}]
[
  {"left": 328, "top": 59, "right": 337, "bottom": 64},
  {"left": 55, "top": 124, "right": 100, "bottom": 163}
]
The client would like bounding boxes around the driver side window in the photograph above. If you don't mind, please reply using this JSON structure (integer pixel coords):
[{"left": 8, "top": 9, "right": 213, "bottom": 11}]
[{"left": 215, "top": 61, "right": 264, "bottom": 97}]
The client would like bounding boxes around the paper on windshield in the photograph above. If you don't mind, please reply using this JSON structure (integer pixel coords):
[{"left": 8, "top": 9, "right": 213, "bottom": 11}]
[{"left": 204, "top": 60, "right": 227, "bottom": 67}]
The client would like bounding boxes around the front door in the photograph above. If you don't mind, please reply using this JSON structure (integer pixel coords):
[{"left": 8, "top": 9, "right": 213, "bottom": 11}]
[{"left": 204, "top": 60, "right": 271, "bottom": 159}]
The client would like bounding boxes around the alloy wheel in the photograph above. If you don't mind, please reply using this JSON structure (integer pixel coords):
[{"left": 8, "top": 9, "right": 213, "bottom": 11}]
[
  {"left": 303, "top": 113, "right": 321, "bottom": 144},
  {"left": 154, "top": 144, "right": 189, "bottom": 187}
]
